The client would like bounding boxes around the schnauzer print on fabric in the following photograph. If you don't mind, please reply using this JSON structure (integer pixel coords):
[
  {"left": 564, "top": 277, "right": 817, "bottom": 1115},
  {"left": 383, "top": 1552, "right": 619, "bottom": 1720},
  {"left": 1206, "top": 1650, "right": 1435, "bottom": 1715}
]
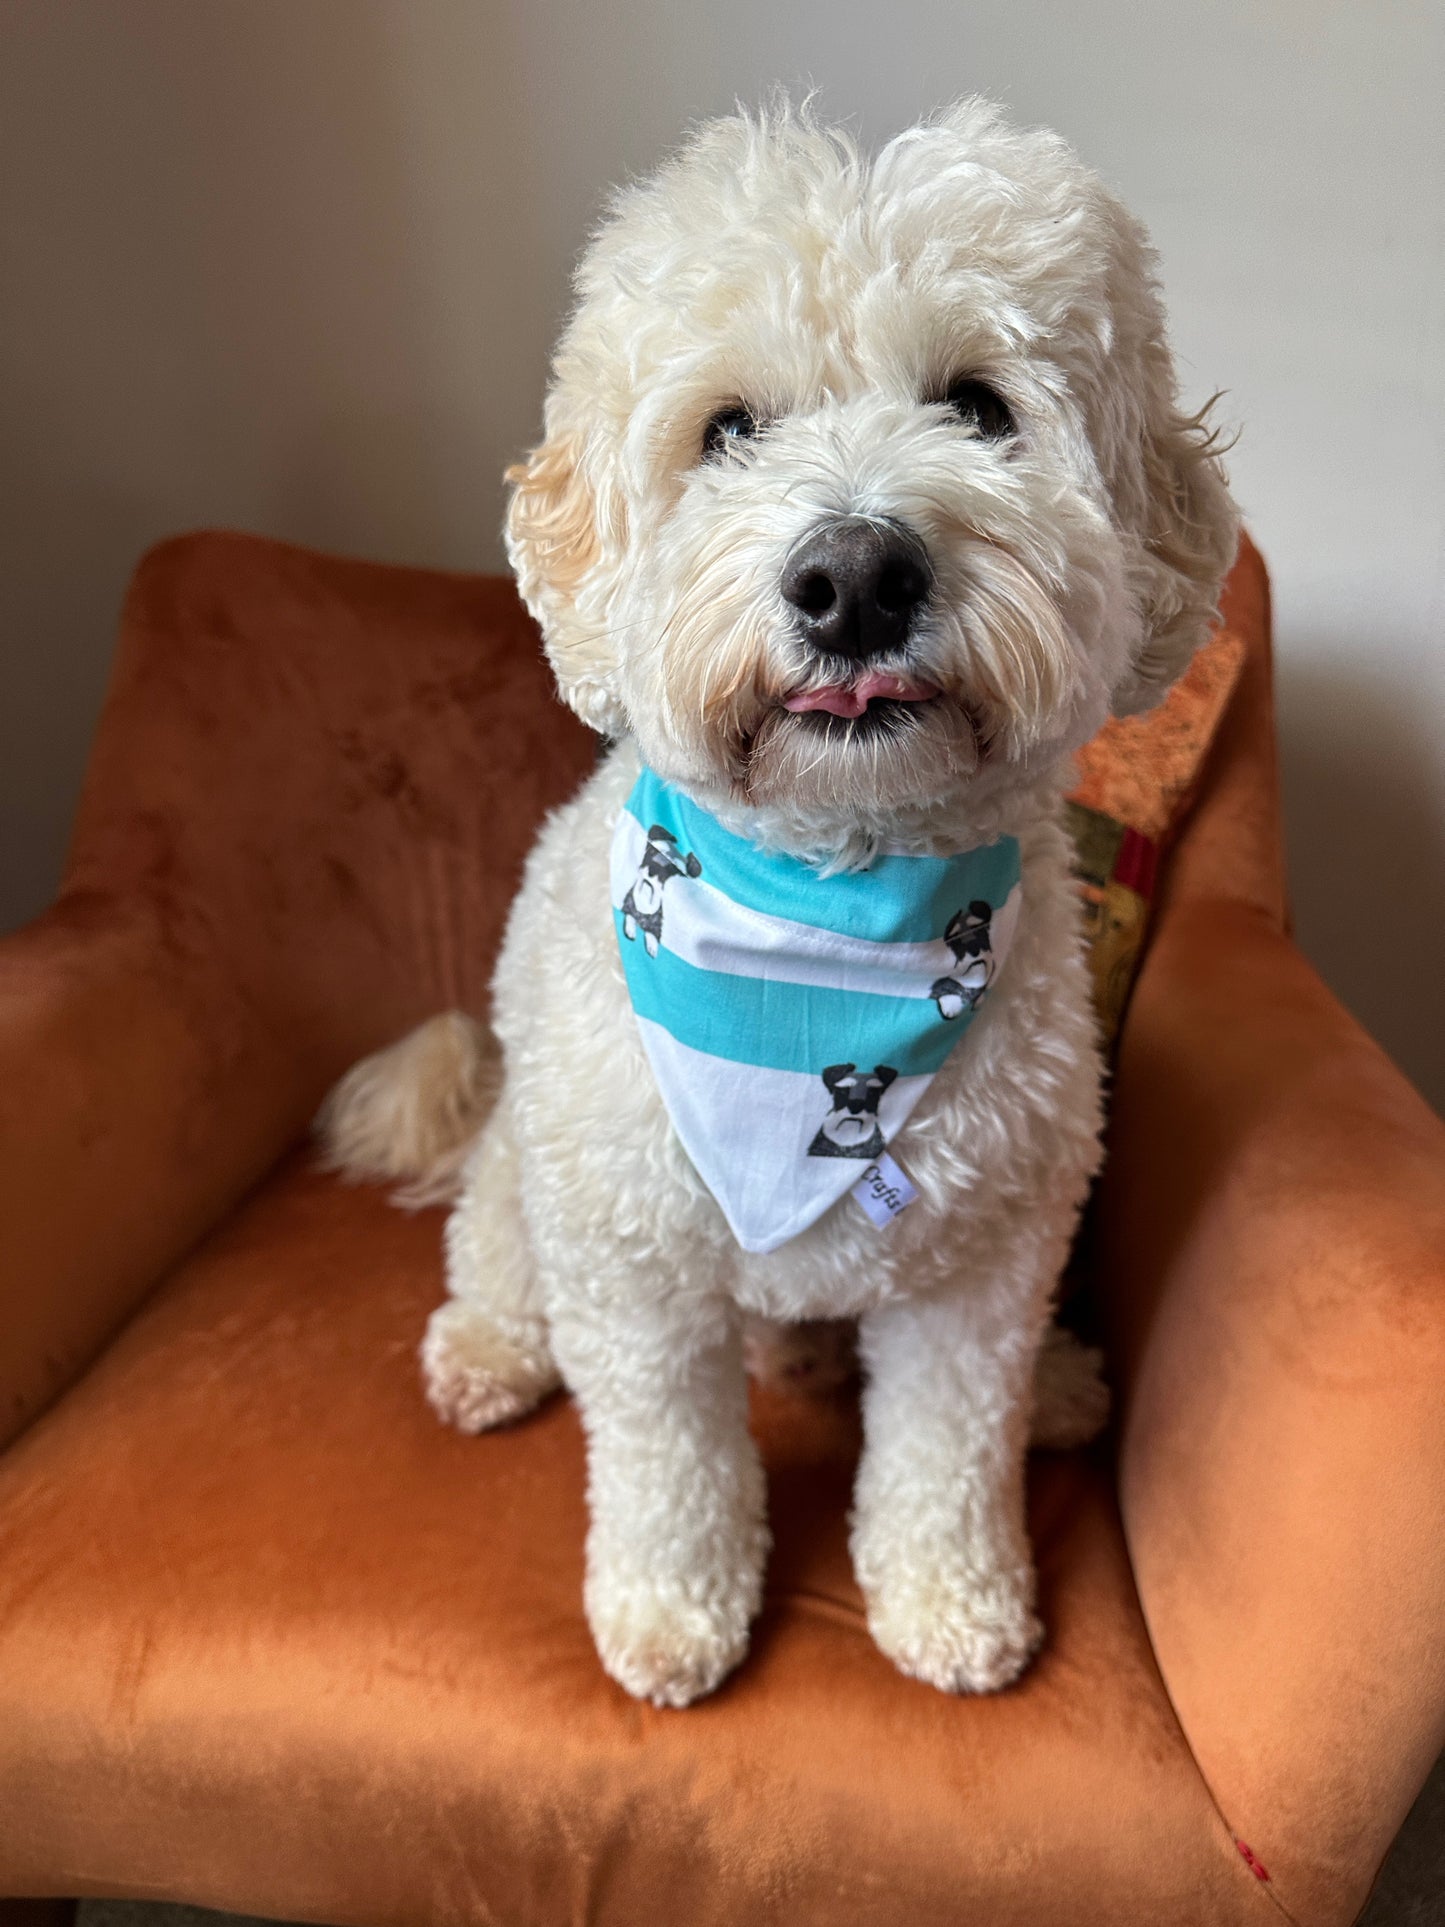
[
  {"left": 808, "top": 1064, "right": 898, "bottom": 1160},
  {"left": 930, "top": 899, "right": 997, "bottom": 1019},
  {"left": 610, "top": 766, "right": 1023, "bottom": 1252},
  {"left": 620, "top": 824, "right": 703, "bottom": 957}
]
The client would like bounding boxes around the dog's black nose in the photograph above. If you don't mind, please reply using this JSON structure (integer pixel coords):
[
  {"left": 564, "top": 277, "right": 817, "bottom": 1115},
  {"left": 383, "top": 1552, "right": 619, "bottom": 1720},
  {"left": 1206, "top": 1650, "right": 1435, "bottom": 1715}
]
[{"left": 781, "top": 518, "right": 932, "bottom": 659}]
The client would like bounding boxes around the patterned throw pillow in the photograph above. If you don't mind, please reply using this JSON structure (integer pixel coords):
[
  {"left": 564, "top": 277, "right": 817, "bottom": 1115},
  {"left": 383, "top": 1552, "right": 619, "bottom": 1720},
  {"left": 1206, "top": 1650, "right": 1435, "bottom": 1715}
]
[{"left": 1067, "top": 627, "right": 1247, "bottom": 1048}]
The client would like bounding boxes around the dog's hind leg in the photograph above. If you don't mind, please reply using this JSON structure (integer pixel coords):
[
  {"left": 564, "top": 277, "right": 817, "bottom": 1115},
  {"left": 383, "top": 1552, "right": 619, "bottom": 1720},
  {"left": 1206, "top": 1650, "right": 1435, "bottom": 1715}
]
[
  {"left": 1029, "top": 1322, "right": 1109, "bottom": 1450},
  {"left": 742, "top": 1315, "right": 858, "bottom": 1393},
  {"left": 421, "top": 1093, "right": 560, "bottom": 1432},
  {"left": 742, "top": 1314, "right": 1109, "bottom": 1447}
]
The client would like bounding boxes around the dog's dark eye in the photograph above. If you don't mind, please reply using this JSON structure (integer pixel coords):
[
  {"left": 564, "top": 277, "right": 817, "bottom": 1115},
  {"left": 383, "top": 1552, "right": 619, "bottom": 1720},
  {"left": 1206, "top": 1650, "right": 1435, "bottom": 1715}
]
[
  {"left": 943, "top": 378, "right": 1015, "bottom": 441},
  {"left": 702, "top": 405, "right": 762, "bottom": 461}
]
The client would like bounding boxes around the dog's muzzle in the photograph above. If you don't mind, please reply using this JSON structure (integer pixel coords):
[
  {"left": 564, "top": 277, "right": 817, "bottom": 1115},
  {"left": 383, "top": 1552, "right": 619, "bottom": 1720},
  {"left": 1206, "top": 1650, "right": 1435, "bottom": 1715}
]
[{"left": 781, "top": 516, "right": 932, "bottom": 661}]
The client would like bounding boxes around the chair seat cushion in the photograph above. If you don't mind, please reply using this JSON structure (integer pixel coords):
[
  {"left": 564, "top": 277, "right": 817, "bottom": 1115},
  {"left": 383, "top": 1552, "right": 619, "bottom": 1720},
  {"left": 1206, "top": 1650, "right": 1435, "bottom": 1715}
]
[{"left": 0, "top": 1163, "right": 1270, "bottom": 1925}]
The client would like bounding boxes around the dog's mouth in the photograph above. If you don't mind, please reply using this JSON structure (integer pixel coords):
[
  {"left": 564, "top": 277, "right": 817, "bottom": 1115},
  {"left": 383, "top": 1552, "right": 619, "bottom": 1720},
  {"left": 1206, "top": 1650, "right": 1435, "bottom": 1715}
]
[
  {"left": 780, "top": 669, "right": 940, "bottom": 722},
  {"left": 773, "top": 669, "right": 990, "bottom": 756},
  {"left": 735, "top": 667, "right": 989, "bottom": 808}
]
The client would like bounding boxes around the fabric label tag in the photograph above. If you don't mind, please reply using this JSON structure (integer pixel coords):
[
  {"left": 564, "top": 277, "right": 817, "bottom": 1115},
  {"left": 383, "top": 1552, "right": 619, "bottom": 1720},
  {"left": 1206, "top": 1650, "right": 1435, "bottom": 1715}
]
[{"left": 851, "top": 1151, "right": 919, "bottom": 1229}]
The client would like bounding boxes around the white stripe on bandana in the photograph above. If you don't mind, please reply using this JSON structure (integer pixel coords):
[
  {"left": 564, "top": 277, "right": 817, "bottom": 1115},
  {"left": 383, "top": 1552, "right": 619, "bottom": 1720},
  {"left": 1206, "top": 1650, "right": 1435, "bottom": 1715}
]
[{"left": 612, "top": 765, "right": 1022, "bottom": 1253}]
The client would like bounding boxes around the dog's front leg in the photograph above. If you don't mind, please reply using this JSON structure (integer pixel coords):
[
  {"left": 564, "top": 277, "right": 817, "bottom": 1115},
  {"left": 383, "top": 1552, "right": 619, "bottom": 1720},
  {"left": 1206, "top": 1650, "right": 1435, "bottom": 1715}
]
[
  {"left": 853, "top": 1274, "right": 1050, "bottom": 1694},
  {"left": 551, "top": 1288, "right": 768, "bottom": 1707}
]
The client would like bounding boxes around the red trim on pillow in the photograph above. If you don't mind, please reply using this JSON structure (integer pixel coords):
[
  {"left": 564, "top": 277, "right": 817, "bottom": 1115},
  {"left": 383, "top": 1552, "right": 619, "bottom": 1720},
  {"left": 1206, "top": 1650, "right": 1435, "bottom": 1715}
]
[{"left": 1112, "top": 827, "right": 1158, "bottom": 901}]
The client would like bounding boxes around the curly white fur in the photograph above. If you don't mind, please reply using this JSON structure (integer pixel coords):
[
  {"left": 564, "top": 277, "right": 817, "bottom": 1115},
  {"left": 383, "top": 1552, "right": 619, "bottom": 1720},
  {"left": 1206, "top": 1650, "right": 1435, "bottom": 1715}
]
[{"left": 321, "top": 97, "right": 1235, "bottom": 1708}]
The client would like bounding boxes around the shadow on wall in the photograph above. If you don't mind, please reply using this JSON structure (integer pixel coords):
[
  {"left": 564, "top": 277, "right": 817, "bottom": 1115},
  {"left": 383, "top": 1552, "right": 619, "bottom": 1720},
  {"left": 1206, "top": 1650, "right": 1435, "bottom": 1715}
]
[
  {"left": 0, "top": 423, "right": 152, "bottom": 938},
  {"left": 1279, "top": 659, "right": 1445, "bottom": 1115},
  {"left": 0, "top": 1, "right": 557, "bottom": 935}
]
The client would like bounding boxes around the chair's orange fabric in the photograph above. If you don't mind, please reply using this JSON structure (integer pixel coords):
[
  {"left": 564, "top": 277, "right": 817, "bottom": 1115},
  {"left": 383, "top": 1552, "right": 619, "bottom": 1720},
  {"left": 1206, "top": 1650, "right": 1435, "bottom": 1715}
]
[
  {"left": 0, "top": 1159, "right": 1265, "bottom": 1927},
  {"left": 0, "top": 530, "right": 1440, "bottom": 1927}
]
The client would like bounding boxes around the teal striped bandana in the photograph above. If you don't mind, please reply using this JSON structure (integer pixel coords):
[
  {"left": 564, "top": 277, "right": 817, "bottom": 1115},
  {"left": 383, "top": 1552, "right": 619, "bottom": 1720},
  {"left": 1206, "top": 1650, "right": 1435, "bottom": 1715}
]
[{"left": 610, "top": 765, "right": 1022, "bottom": 1253}]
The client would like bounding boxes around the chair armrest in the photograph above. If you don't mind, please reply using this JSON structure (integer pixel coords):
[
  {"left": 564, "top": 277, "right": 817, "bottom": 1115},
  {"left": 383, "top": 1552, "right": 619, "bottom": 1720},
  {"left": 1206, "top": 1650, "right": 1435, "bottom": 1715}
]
[
  {"left": 1097, "top": 898, "right": 1445, "bottom": 1926},
  {"left": 0, "top": 899, "right": 304, "bottom": 1452}
]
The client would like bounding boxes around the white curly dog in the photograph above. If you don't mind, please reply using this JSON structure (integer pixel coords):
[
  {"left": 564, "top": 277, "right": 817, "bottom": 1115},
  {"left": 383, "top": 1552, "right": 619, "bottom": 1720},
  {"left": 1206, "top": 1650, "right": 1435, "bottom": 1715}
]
[{"left": 320, "top": 99, "right": 1237, "bottom": 1709}]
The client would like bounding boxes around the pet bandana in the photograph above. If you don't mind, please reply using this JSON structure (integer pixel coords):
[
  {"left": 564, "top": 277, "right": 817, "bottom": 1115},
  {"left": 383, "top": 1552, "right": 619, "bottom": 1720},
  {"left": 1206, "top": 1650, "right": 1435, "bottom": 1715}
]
[{"left": 610, "top": 765, "right": 1023, "bottom": 1254}]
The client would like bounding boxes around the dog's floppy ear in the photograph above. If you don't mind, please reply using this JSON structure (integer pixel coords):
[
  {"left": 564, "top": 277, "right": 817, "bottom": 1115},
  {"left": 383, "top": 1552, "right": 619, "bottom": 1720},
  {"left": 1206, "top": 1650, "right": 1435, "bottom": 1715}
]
[
  {"left": 821, "top": 1063, "right": 856, "bottom": 1095},
  {"left": 504, "top": 425, "right": 629, "bottom": 736},
  {"left": 1109, "top": 340, "right": 1240, "bottom": 718}
]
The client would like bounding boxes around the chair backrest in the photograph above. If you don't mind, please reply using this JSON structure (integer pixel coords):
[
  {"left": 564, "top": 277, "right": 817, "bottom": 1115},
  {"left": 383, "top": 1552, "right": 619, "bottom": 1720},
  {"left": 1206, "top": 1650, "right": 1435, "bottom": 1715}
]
[
  {"left": 1149, "top": 531, "right": 1286, "bottom": 933},
  {"left": 65, "top": 529, "right": 1280, "bottom": 1097},
  {"left": 63, "top": 530, "right": 597, "bottom": 1088}
]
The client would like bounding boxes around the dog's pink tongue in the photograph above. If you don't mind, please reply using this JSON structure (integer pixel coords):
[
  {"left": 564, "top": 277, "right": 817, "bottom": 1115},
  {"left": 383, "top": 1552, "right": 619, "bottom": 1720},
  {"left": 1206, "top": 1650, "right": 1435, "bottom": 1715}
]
[{"left": 782, "top": 671, "right": 939, "bottom": 719}]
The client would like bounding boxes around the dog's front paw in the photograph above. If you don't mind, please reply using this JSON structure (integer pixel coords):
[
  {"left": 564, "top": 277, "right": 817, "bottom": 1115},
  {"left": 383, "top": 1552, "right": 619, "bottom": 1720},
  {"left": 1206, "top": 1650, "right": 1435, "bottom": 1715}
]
[
  {"left": 865, "top": 1566, "right": 1042, "bottom": 1695},
  {"left": 420, "top": 1299, "right": 559, "bottom": 1433},
  {"left": 588, "top": 1574, "right": 755, "bottom": 1708}
]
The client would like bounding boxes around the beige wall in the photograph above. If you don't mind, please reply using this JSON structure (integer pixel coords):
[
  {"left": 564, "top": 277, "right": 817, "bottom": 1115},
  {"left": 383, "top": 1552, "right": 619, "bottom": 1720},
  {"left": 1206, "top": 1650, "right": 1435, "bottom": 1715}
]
[{"left": 3, "top": 0, "right": 1443, "bottom": 1108}]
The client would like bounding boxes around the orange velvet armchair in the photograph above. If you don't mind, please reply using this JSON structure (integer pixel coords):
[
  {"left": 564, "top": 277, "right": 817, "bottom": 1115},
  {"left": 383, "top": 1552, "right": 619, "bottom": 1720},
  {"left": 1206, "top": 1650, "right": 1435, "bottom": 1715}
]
[{"left": 1, "top": 532, "right": 1442, "bottom": 1927}]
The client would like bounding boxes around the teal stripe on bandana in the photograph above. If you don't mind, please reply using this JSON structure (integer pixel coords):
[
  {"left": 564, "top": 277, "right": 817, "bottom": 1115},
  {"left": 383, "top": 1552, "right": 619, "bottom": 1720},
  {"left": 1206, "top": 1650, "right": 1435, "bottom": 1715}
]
[
  {"left": 611, "top": 765, "right": 1023, "bottom": 1253},
  {"left": 616, "top": 927, "right": 969, "bottom": 1078}
]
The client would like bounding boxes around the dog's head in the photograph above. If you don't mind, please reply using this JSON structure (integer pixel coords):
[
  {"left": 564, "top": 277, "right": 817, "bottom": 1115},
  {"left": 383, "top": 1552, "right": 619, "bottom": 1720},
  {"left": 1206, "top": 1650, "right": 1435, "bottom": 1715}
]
[
  {"left": 640, "top": 825, "right": 701, "bottom": 882},
  {"left": 945, "top": 899, "right": 994, "bottom": 957},
  {"left": 821, "top": 1062, "right": 896, "bottom": 1117},
  {"left": 506, "top": 99, "right": 1237, "bottom": 848}
]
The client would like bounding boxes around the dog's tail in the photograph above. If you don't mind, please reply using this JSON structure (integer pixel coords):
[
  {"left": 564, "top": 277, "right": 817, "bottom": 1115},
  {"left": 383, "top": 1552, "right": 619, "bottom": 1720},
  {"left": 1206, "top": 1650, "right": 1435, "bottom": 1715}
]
[{"left": 314, "top": 1011, "right": 499, "bottom": 1208}]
